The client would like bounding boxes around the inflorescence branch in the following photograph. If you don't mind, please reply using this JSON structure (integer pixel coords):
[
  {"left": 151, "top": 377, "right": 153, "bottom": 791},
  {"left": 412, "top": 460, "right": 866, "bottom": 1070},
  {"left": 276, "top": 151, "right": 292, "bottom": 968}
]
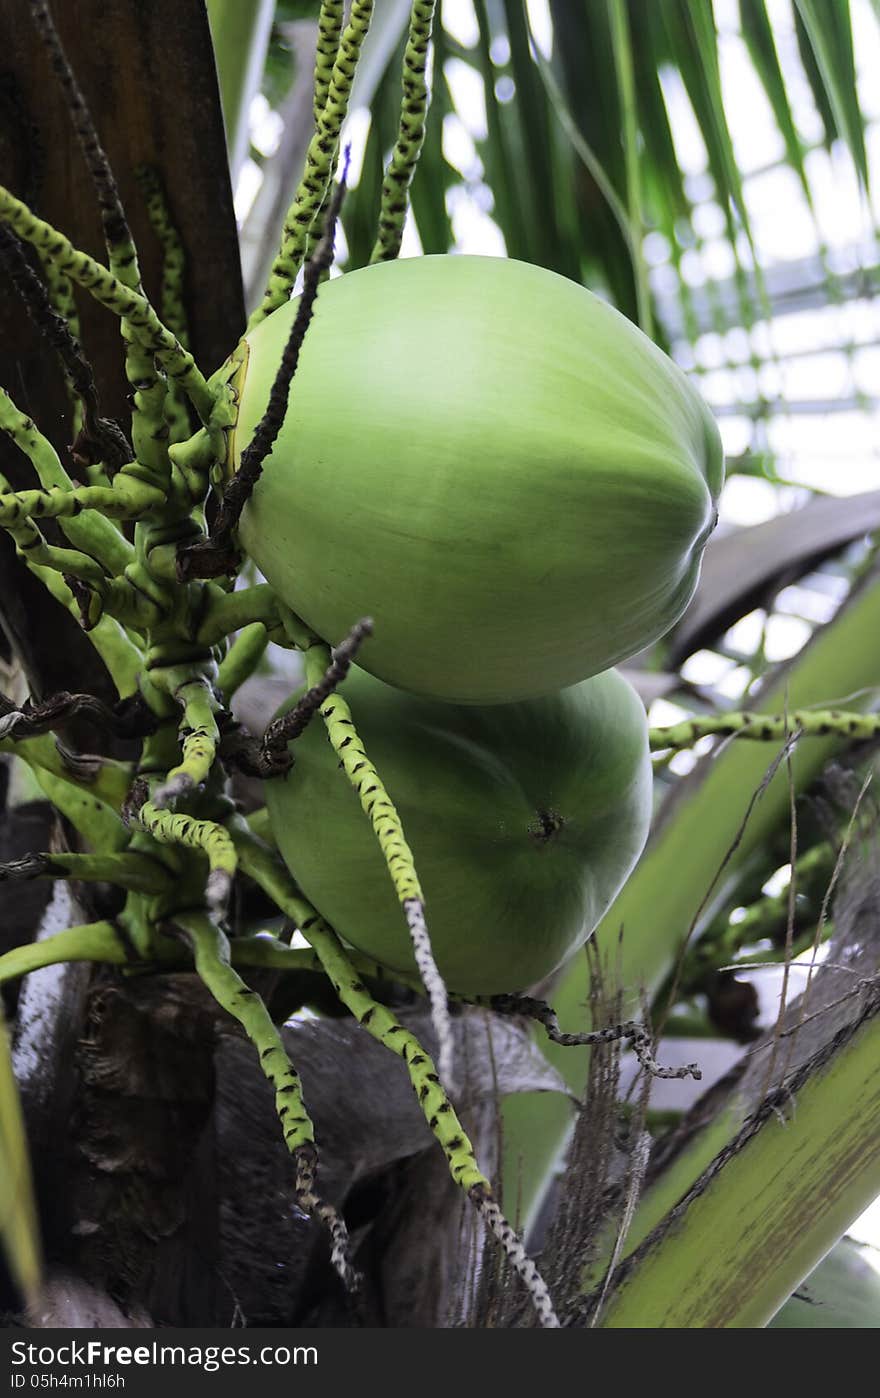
[
  {"left": 178, "top": 166, "right": 349, "bottom": 580},
  {"left": 0, "top": 185, "right": 214, "bottom": 422},
  {"left": 0, "top": 688, "right": 157, "bottom": 744},
  {"left": 250, "top": 1, "right": 372, "bottom": 326},
  {"left": 30, "top": 0, "right": 134, "bottom": 259},
  {"left": 488, "top": 992, "right": 702, "bottom": 1082},
  {"left": 0, "top": 225, "right": 131, "bottom": 473},
  {"left": 304, "top": 916, "right": 558, "bottom": 1326},
  {"left": 370, "top": 0, "right": 436, "bottom": 264},
  {"left": 136, "top": 798, "right": 236, "bottom": 921},
  {"left": 241, "top": 617, "right": 373, "bottom": 777},
  {"left": 230, "top": 829, "right": 557, "bottom": 1323},
  {"left": 313, "top": 0, "right": 345, "bottom": 125},
  {"left": 650, "top": 708, "right": 880, "bottom": 752},
  {"left": 175, "top": 910, "right": 357, "bottom": 1291},
  {"left": 152, "top": 675, "right": 221, "bottom": 807},
  {"left": 300, "top": 640, "right": 455, "bottom": 1087},
  {"left": 0, "top": 385, "right": 137, "bottom": 578}
]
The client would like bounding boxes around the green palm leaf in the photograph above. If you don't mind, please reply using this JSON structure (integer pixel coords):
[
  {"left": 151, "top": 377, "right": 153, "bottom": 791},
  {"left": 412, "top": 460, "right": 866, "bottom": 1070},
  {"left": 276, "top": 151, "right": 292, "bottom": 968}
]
[
  {"left": 794, "top": 0, "right": 868, "bottom": 186},
  {"left": 0, "top": 1004, "right": 40, "bottom": 1306}
]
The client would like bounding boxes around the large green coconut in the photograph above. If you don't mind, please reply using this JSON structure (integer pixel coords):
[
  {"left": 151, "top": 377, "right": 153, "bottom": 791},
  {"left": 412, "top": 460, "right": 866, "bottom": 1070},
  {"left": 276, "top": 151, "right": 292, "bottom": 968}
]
[{"left": 230, "top": 255, "right": 723, "bottom": 703}]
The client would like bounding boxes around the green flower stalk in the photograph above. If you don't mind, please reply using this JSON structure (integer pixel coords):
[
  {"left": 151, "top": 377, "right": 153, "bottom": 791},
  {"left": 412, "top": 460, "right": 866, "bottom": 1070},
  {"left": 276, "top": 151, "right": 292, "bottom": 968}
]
[
  {"left": 306, "top": 916, "right": 560, "bottom": 1328},
  {"left": 313, "top": 0, "right": 345, "bottom": 123},
  {"left": 0, "top": 185, "right": 214, "bottom": 423},
  {"left": 175, "top": 911, "right": 356, "bottom": 1290},
  {"left": 154, "top": 675, "right": 222, "bottom": 806},
  {"left": 248, "top": 0, "right": 374, "bottom": 328},
  {"left": 302, "top": 642, "right": 423, "bottom": 905},
  {"left": 232, "top": 826, "right": 559, "bottom": 1326},
  {"left": 135, "top": 165, "right": 193, "bottom": 444},
  {"left": 650, "top": 707, "right": 880, "bottom": 751},
  {"left": 0, "top": 390, "right": 136, "bottom": 574},
  {"left": 370, "top": 0, "right": 437, "bottom": 264},
  {"left": 134, "top": 166, "right": 190, "bottom": 348},
  {"left": 300, "top": 640, "right": 454, "bottom": 1085},
  {"left": 137, "top": 801, "right": 236, "bottom": 918},
  {"left": 216, "top": 622, "right": 268, "bottom": 701}
]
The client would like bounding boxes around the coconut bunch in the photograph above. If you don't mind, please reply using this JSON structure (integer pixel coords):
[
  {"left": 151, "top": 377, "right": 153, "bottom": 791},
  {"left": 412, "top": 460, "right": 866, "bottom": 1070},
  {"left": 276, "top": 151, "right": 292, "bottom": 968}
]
[{"left": 230, "top": 253, "right": 724, "bottom": 996}]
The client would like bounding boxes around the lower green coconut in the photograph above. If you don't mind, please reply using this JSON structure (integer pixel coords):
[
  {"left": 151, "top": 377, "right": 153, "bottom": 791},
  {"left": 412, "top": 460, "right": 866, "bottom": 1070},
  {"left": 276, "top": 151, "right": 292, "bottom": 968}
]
[{"left": 265, "top": 666, "right": 652, "bottom": 995}]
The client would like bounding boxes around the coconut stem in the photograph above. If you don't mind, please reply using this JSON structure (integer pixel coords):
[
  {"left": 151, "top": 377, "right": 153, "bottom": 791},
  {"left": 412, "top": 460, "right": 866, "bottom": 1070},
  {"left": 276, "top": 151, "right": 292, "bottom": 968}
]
[
  {"left": 488, "top": 993, "right": 701, "bottom": 1082},
  {"left": 249, "top": 0, "right": 372, "bottom": 327},
  {"left": 370, "top": 0, "right": 437, "bottom": 264},
  {"left": 176, "top": 910, "right": 358, "bottom": 1291},
  {"left": 650, "top": 708, "right": 880, "bottom": 751},
  {"left": 179, "top": 170, "right": 347, "bottom": 580}
]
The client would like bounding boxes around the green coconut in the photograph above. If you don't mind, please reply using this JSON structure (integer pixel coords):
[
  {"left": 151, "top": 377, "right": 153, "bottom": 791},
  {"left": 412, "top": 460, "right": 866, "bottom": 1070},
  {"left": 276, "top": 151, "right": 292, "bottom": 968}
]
[
  {"left": 265, "top": 665, "right": 652, "bottom": 995},
  {"left": 231, "top": 255, "right": 723, "bottom": 703}
]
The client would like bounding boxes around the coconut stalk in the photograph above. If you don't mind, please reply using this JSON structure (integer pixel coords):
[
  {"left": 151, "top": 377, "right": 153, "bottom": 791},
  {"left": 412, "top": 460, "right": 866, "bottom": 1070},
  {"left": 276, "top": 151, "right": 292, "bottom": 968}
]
[
  {"left": 596, "top": 986, "right": 880, "bottom": 1326},
  {"left": 476, "top": 849, "right": 880, "bottom": 1328},
  {"left": 576, "top": 828, "right": 880, "bottom": 1313}
]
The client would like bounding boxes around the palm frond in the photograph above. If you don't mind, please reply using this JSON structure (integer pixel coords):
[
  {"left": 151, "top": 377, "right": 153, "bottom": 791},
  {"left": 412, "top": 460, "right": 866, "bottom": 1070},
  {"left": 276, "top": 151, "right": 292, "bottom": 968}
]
[{"left": 0, "top": 1006, "right": 40, "bottom": 1307}]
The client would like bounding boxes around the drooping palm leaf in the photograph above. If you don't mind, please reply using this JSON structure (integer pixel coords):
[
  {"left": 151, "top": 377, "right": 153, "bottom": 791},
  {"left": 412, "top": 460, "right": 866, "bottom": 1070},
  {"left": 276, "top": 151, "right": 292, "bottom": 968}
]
[
  {"left": 207, "top": 0, "right": 277, "bottom": 183},
  {"left": 794, "top": 0, "right": 868, "bottom": 187},
  {"left": 739, "top": 0, "right": 814, "bottom": 206},
  {"left": 771, "top": 1236, "right": 880, "bottom": 1328}
]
